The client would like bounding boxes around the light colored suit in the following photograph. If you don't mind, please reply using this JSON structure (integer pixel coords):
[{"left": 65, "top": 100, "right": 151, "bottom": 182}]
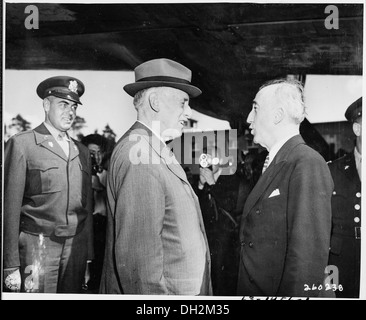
[
  {"left": 100, "top": 121, "right": 212, "bottom": 295},
  {"left": 237, "top": 135, "right": 334, "bottom": 297}
]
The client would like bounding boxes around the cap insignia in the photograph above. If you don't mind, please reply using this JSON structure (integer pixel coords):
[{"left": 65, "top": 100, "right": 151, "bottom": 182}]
[{"left": 68, "top": 80, "right": 78, "bottom": 94}]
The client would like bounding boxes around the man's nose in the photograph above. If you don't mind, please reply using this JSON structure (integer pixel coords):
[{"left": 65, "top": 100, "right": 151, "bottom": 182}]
[
  {"left": 184, "top": 104, "right": 192, "bottom": 119},
  {"left": 246, "top": 110, "right": 254, "bottom": 124}
]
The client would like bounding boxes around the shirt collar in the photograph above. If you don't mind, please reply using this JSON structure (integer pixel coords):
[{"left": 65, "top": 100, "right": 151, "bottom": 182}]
[
  {"left": 137, "top": 120, "right": 166, "bottom": 146},
  {"left": 43, "top": 122, "right": 70, "bottom": 141},
  {"left": 268, "top": 132, "right": 298, "bottom": 166},
  {"left": 354, "top": 146, "right": 362, "bottom": 163}
]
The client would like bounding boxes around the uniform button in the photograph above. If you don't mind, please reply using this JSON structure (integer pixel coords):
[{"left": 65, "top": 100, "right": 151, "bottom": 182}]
[
  {"left": 249, "top": 242, "right": 254, "bottom": 248},
  {"left": 332, "top": 191, "right": 337, "bottom": 195},
  {"left": 354, "top": 217, "right": 360, "bottom": 223},
  {"left": 356, "top": 192, "right": 361, "bottom": 198},
  {"left": 256, "top": 209, "right": 261, "bottom": 214},
  {"left": 240, "top": 241, "right": 246, "bottom": 246},
  {"left": 355, "top": 204, "right": 361, "bottom": 211}
]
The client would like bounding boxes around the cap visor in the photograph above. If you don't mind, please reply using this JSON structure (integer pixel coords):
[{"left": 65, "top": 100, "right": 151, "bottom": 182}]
[{"left": 46, "top": 92, "right": 82, "bottom": 105}]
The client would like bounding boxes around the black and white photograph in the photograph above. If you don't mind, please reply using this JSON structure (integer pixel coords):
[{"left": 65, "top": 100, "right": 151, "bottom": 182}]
[{"left": 1, "top": 0, "right": 364, "bottom": 303}]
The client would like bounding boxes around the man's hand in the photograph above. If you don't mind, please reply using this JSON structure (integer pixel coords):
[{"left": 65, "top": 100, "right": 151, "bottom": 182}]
[
  {"left": 82, "top": 261, "right": 92, "bottom": 291},
  {"left": 4, "top": 268, "right": 21, "bottom": 292},
  {"left": 92, "top": 175, "right": 104, "bottom": 191},
  {"left": 199, "top": 167, "right": 216, "bottom": 186}
]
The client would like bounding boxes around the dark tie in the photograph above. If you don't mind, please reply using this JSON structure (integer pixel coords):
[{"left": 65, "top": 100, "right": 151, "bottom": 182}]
[{"left": 262, "top": 155, "right": 270, "bottom": 174}]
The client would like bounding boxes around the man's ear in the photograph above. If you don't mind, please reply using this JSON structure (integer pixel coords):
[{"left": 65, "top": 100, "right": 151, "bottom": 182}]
[
  {"left": 353, "top": 122, "right": 361, "bottom": 137},
  {"left": 43, "top": 98, "right": 50, "bottom": 113},
  {"left": 148, "top": 91, "right": 160, "bottom": 113},
  {"left": 274, "top": 107, "right": 285, "bottom": 125}
]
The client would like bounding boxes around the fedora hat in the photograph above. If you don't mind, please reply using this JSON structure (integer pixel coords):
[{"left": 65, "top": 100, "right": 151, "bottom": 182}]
[{"left": 123, "top": 58, "right": 202, "bottom": 98}]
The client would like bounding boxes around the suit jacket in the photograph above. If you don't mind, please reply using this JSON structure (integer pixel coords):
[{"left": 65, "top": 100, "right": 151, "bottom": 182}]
[
  {"left": 100, "top": 121, "right": 212, "bottom": 295},
  {"left": 237, "top": 135, "right": 334, "bottom": 297},
  {"left": 4, "top": 123, "right": 94, "bottom": 269},
  {"left": 328, "top": 151, "right": 361, "bottom": 298}
]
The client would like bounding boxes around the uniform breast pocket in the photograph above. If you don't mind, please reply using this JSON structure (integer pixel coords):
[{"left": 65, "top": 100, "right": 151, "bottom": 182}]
[{"left": 26, "top": 160, "right": 62, "bottom": 195}]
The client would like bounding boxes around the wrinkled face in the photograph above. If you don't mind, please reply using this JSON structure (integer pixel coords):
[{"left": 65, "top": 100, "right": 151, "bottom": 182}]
[
  {"left": 88, "top": 143, "right": 103, "bottom": 165},
  {"left": 157, "top": 87, "right": 192, "bottom": 141},
  {"left": 246, "top": 86, "right": 276, "bottom": 149},
  {"left": 44, "top": 96, "right": 78, "bottom": 132}
]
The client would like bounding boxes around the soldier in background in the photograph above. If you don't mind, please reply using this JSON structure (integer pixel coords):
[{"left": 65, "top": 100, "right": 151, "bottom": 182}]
[{"left": 328, "top": 97, "right": 362, "bottom": 298}]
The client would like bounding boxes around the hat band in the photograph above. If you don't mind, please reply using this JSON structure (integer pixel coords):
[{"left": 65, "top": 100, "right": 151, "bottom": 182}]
[
  {"left": 44, "top": 87, "right": 81, "bottom": 103},
  {"left": 137, "top": 76, "right": 191, "bottom": 85},
  {"left": 45, "top": 87, "right": 79, "bottom": 96}
]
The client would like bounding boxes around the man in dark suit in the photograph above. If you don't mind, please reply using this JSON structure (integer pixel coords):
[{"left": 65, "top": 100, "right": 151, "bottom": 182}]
[
  {"left": 100, "top": 58, "right": 212, "bottom": 295},
  {"left": 237, "top": 79, "right": 334, "bottom": 297},
  {"left": 328, "top": 97, "right": 362, "bottom": 298},
  {"left": 3, "top": 76, "right": 94, "bottom": 293}
]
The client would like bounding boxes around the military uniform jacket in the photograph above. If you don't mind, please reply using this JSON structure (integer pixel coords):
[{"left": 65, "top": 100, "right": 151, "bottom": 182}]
[
  {"left": 237, "top": 135, "right": 334, "bottom": 297},
  {"left": 4, "top": 123, "right": 94, "bottom": 269},
  {"left": 328, "top": 151, "right": 361, "bottom": 298}
]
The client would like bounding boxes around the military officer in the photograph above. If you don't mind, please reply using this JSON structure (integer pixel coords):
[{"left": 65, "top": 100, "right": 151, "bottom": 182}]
[
  {"left": 3, "top": 76, "right": 94, "bottom": 293},
  {"left": 328, "top": 97, "right": 362, "bottom": 298}
]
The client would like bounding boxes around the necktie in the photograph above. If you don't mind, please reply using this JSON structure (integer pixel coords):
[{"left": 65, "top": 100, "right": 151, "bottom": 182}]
[
  {"left": 57, "top": 132, "right": 69, "bottom": 158},
  {"left": 262, "top": 155, "right": 270, "bottom": 174}
]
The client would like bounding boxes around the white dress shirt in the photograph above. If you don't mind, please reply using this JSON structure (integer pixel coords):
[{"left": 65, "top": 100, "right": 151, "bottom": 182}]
[
  {"left": 43, "top": 122, "right": 70, "bottom": 158},
  {"left": 267, "top": 132, "right": 298, "bottom": 167},
  {"left": 137, "top": 120, "right": 167, "bottom": 146}
]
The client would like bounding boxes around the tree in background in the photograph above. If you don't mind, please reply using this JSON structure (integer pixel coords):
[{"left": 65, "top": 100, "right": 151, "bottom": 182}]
[
  {"left": 102, "top": 124, "right": 116, "bottom": 143},
  {"left": 4, "top": 114, "right": 32, "bottom": 142}
]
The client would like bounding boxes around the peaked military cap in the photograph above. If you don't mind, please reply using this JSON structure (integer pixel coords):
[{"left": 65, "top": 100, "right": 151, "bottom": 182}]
[
  {"left": 37, "top": 76, "right": 85, "bottom": 105},
  {"left": 345, "top": 97, "right": 362, "bottom": 122}
]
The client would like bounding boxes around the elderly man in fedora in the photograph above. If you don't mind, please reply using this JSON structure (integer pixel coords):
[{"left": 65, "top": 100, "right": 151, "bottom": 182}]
[{"left": 100, "top": 58, "right": 212, "bottom": 295}]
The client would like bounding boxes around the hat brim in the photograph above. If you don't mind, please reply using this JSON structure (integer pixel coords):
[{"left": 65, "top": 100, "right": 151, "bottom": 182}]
[
  {"left": 345, "top": 97, "right": 362, "bottom": 122},
  {"left": 123, "top": 81, "right": 202, "bottom": 98},
  {"left": 44, "top": 92, "right": 83, "bottom": 105}
]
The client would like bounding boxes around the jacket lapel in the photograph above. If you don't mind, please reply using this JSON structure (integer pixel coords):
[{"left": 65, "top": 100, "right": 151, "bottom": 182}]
[
  {"left": 130, "top": 121, "right": 189, "bottom": 184},
  {"left": 340, "top": 152, "right": 361, "bottom": 187},
  {"left": 243, "top": 135, "right": 305, "bottom": 217},
  {"left": 33, "top": 123, "right": 68, "bottom": 161},
  {"left": 69, "top": 138, "right": 80, "bottom": 161},
  {"left": 128, "top": 122, "right": 210, "bottom": 264}
]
